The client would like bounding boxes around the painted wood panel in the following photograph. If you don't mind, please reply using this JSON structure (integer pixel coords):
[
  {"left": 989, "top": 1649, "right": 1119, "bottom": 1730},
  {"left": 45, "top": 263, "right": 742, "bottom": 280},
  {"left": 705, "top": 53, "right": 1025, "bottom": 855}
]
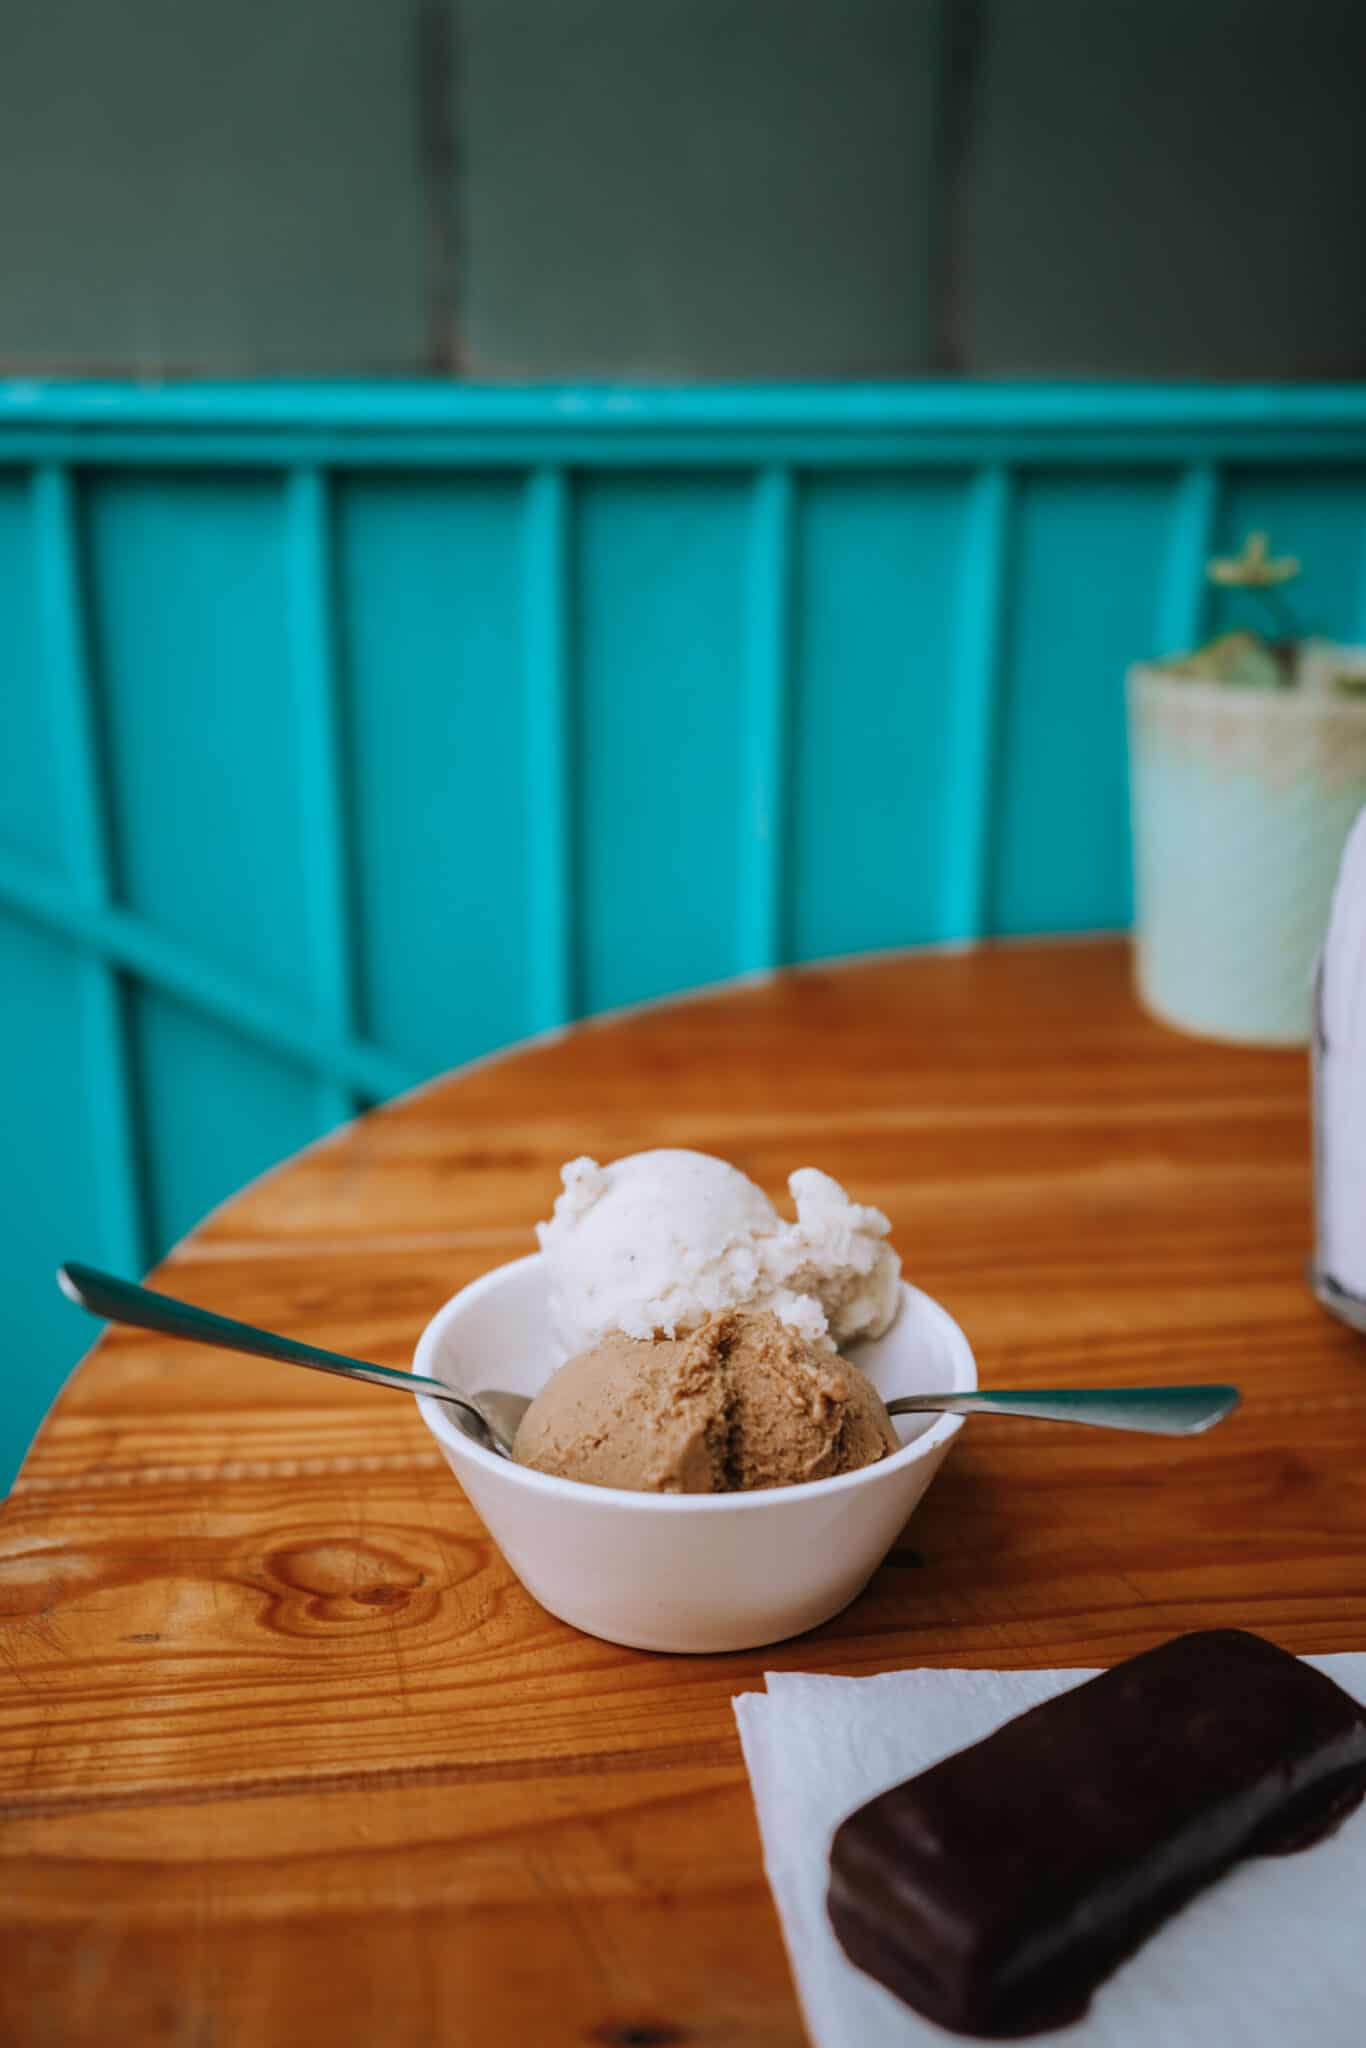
[{"left": 2, "top": 381, "right": 1365, "bottom": 1486}]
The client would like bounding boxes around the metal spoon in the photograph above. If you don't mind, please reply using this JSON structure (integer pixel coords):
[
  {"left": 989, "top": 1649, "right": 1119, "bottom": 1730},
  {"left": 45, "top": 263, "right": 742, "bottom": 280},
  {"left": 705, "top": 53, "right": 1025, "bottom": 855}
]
[
  {"left": 885, "top": 1384, "right": 1238, "bottom": 1435},
  {"left": 58, "top": 1263, "right": 1239, "bottom": 1457},
  {"left": 57, "top": 1262, "right": 529, "bottom": 1458}
]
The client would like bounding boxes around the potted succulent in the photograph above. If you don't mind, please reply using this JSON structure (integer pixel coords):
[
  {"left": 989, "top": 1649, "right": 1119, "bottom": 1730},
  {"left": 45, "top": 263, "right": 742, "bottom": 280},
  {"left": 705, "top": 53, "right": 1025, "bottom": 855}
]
[{"left": 1127, "top": 533, "right": 1366, "bottom": 1045}]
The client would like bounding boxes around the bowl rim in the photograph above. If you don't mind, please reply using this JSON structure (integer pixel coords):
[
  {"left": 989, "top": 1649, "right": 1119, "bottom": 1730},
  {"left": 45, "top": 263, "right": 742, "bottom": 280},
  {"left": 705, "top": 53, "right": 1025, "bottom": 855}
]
[{"left": 413, "top": 1253, "right": 975, "bottom": 1514}]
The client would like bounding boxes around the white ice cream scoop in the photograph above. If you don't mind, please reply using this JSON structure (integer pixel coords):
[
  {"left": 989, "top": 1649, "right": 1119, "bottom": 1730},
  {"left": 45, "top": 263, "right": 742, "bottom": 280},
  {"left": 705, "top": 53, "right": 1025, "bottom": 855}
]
[{"left": 536, "top": 1148, "right": 901, "bottom": 1351}]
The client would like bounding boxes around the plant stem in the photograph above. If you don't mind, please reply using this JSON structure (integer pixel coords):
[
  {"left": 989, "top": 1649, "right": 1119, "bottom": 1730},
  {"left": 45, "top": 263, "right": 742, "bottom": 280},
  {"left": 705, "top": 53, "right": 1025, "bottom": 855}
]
[{"left": 1256, "top": 586, "right": 1302, "bottom": 645}]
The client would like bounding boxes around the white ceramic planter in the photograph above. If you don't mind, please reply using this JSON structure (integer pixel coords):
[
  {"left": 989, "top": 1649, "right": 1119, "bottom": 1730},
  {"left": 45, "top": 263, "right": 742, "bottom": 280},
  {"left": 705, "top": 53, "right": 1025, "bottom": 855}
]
[{"left": 1127, "top": 654, "right": 1366, "bottom": 1045}]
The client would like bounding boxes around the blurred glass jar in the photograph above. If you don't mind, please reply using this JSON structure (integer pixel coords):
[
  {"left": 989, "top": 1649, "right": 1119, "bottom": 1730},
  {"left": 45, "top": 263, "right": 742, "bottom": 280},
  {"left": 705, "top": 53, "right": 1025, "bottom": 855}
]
[{"left": 1311, "top": 801, "right": 1366, "bottom": 1332}]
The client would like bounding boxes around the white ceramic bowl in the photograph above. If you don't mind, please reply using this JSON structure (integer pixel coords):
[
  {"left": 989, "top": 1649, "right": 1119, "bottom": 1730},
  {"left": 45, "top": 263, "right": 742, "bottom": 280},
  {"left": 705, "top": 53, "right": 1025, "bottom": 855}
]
[{"left": 413, "top": 1255, "right": 976, "bottom": 1654}]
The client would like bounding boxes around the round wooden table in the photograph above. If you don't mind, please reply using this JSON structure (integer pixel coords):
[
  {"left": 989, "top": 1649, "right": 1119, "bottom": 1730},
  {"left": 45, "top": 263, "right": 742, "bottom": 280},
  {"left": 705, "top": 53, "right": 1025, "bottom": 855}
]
[{"left": 5, "top": 939, "right": 1365, "bottom": 2047}]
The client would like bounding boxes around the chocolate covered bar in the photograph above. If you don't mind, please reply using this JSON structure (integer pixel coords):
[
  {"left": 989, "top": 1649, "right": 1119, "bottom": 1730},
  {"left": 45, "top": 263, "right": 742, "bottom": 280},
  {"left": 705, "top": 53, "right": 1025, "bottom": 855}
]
[{"left": 827, "top": 1630, "right": 1366, "bottom": 2038}]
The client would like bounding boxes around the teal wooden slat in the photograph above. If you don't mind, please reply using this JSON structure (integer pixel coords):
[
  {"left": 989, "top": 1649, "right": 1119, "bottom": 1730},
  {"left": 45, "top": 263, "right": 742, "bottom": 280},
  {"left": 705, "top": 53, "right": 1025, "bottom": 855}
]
[
  {"left": 4, "top": 387, "right": 1366, "bottom": 488},
  {"left": 32, "top": 465, "right": 146, "bottom": 1278},
  {"left": 942, "top": 465, "right": 1013, "bottom": 940},
  {"left": 1159, "top": 463, "right": 1220, "bottom": 657},
  {"left": 0, "top": 913, "right": 114, "bottom": 1488},
  {"left": 333, "top": 472, "right": 532, "bottom": 1072},
  {"left": 128, "top": 988, "right": 332, "bottom": 1255},
  {"left": 739, "top": 468, "right": 794, "bottom": 972},
  {"left": 0, "top": 472, "right": 66, "bottom": 872},
  {"left": 9, "top": 429, "right": 1366, "bottom": 474},
  {"left": 574, "top": 474, "right": 750, "bottom": 1011},
  {"left": 6, "top": 381, "right": 1366, "bottom": 435},
  {"left": 523, "top": 468, "right": 575, "bottom": 1029},
  {"left": 8, "top": 427, "right": 1366, "bottom": 475},
  {"left": 0, "top": 846, "right": 416, "bottom": 1102},
  {"left": 989, "top": 472, "right": 1175, "bottom": 935},
  {"left": 790, "top": 473, "right": 972, "bottom": 959},
  {"left": 83, "top": 471, "right": 317, "bottom": 1009},
  {"left": 285, "top": 466, "right": 356, "bottom": 1130},
  {"left": 34, "top": 469, "right": 109, "bottom": 886}
]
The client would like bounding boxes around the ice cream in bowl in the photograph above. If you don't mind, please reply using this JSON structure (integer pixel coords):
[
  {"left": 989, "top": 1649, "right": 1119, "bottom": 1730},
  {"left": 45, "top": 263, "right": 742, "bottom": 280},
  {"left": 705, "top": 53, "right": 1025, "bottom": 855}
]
[{"left": 413, "top": 1149, "right": 976, "bottom": 1653}]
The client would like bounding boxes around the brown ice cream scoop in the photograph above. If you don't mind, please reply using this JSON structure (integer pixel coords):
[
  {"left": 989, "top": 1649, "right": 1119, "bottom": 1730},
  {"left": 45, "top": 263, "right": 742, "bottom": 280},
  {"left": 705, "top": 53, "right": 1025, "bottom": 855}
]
[{"left": 511, "top": 1309, "right": 898, "bottom": 1493}]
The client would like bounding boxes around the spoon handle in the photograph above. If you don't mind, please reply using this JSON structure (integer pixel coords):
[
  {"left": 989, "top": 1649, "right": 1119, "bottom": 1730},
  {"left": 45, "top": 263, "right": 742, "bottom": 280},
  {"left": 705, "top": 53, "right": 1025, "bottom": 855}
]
[
  {"left": 57, "top": 1261, "right": 478, "bottom": 1417},
  {"left": 885, "top": 1384, "right": 1240, "bottom": 1436}
]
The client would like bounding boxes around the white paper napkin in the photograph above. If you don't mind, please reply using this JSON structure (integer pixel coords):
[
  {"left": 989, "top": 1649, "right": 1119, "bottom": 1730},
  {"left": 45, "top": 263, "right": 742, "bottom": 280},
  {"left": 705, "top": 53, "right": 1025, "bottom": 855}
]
[{"left": 734, "top": 1657, "right": 1366, "bottom": 2048}]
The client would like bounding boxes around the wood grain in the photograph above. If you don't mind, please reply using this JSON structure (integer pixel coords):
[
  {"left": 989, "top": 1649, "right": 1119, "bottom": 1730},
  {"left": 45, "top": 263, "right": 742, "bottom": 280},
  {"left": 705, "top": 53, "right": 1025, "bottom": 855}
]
[{"left": 4, "top": 939, "right": 1365, "bottom": 2047}]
